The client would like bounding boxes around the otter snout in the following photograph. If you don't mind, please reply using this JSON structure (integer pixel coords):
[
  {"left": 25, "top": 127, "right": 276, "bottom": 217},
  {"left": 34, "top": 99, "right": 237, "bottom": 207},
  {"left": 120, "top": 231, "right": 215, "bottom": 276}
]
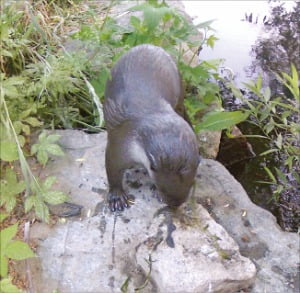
[{"left": 153, "top": 169, "right": 197, "bottom": 208}]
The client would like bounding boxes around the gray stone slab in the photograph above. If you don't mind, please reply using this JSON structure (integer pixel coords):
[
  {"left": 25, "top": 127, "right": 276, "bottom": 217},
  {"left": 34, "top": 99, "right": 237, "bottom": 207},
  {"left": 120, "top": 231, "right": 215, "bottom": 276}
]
[
  {"left": 27, "top": 130, "right": 256, "bottom": 293},
  {"left": 195, "top": 160, "right": 300, "bottom": 293}
]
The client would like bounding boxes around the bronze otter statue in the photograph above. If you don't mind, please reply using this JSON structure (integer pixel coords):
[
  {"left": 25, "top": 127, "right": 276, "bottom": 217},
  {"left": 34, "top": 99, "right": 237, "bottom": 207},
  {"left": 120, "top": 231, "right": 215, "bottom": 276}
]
[{"left": 104, "top": 44, "right": 199, "bottom": 212}]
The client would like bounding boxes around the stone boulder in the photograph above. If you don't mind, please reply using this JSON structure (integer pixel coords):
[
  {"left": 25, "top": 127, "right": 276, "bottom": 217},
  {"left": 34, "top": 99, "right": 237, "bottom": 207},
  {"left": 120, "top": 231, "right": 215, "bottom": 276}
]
[
  {"left": 195, "top": 160, "right": 299, "bottom": 293},
  {"left": 26, "top": 130, "right": 256, "bottom": 293}
]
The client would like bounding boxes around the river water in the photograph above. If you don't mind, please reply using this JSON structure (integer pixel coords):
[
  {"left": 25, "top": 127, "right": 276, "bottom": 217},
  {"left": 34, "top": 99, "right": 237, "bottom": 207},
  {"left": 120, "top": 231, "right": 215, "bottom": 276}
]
[{"left": 183, "top": 1, "right": 296, "bottom": 87}]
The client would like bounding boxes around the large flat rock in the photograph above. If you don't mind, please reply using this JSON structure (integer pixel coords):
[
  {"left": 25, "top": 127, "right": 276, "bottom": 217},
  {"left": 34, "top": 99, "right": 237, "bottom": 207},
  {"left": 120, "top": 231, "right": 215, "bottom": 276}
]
[
  {"left": 27, "top": 130, "right": 256, "bottom": 293},
  {"left": 25, "top": 130, "right": 299, "bottom": 293}
]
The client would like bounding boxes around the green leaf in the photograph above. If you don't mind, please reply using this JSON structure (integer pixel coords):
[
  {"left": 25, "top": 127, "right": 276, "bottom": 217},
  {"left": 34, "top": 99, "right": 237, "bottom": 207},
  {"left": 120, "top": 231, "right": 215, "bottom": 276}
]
[
  {"left": 206, "top": 35, "right": 219, "bottom": 49},
  {"left": 45, "top": 144, "right": 64, "bottom": 156},
  {"left": 243, "top": 81, "right": 262, "bottom": 97},
  {"left": 19, "top": 108, "right": 33, "bottom": 120},
  {"left": 31, "top": 144, "right": 39, "bottom": 155},
  {"left": 45, "top": 134, "right": 61, "bottom": 143},
  {"left": 227, "top": 82, "right": 244, "bottom": 99},
  {"left": 30, "top": 180, "right": 40, "bottom": 195},
  {"left": 24, "top": 117, "right": 43, "bottom": 127},
  {"left": 5, "top": 241, "right": 36, "bottom": 260},
  {"left": 264, "top": 121, "right": 275, "bottom": 134},
  {"left": 290, "top": 122, "right": 300, "bottom": 134},
  {"left": 24, "top": 196, "right": 35, "bottom": 213},
  {"left": 275, "top": 168, "right": 287, "bottom": 184},
  {"left": 259, "top": 109, "right": 270, "bottom": 123},
  {"left": 264, "top": 87, "right": 271, "bottom": 102},
  {"left": 263, "top": 166, "right": 277, "bottom": 183},
  {"left": 242, "top": 134, "right": 269, "bottom": 139},
  {"left": 38, "top": 131, "right": 47, "bottom": 143},
  {"left": 3, "top": 76, "right": 25, "bottom": 87},
  {"left": 275, "top": 133, "right": 283, "bottom": 149},
  {"left": 1, "top": 49, "right": 13, "bottom": 58},
  {"left": 37, "top": 150, "right": 48, "bottom": 166},
  {"left": 43, "top": 191, "right": 68, "bottom": 205},
  {"left": 273, "top": 185, "right": 284, "bottom": 196},
  {"left": 1, "top": 196, "right": 16, "bottom": 213},
  {"left": 259, "top": 149, "right": 278, "bottom": 156},
  {"left": 0, "top": 224, "right": 18, "bottom": 252},
  {"left": 131, "top": 4, "right": 172, "bottom": 31},
  {"left": 271, "top": 100, "right": 300, "bottom": 112},
  {"left": 277, "top": 67, "right": 299, "bottom": 102},
  {"left": 198, "top": 111, "right": 249, "bottom": 131},
  {"left": 284, "top": 156, "right": 294, "bottom": 171},
  {"left": 22, "top": 124, "right": 30, "bottom": 135},
  {"left": 0, "top": 213, "right": 8, "bottom": 223},
  {"left": 256, "top": 75, "right": 263, "bottom": 91},
  {"left": 91, "top": 69, "right": 110, "bottom": 98},
  {"left": 0, "top": 277, "right": 21, "bottom": 292},
  {"left": 0, "top": 141, "right": 19, "bottom": 162},
  {"left": 1, "top": 169, "right": 26, "bottom": 198},
  {"left": 42, "top": 176, "right": 57, "bottom": 190},
  {"left": 292, "top": 170, "right": 300, "bottom": 184},
  {"left": 0, "top": 256, "right": 8, "bottom": 278},
  {"left": 17, "top": 135, "right": 25, "bottom": 147},
  {"left": 13, "top": 121, "right": 23, "bottom": 135},
  {"left": 130, "top": 16, "right": 141, "bottom": 28},
  {"left": 34, "top": 200, "right": 50, "bottom": 222}
]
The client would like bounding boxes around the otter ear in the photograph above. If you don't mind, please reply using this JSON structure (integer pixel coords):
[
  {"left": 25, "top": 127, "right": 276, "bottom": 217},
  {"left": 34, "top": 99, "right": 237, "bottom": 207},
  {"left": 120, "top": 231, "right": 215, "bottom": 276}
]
[{"left": 148, "top": 153, "right": 158, "bottom": 171}]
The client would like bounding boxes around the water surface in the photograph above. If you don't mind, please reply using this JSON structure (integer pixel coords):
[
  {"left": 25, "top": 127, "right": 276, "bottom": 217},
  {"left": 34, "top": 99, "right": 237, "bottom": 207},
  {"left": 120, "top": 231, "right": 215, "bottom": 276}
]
[{"left": 183, "top": 1, "right": 295, "bottom": 86}]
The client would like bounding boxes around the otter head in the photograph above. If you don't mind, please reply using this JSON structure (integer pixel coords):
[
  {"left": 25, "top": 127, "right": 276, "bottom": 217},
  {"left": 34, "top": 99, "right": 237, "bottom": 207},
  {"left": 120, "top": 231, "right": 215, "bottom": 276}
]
[
  {"left": 155, "top": 171, "right": 196, "bottom": 207},
  {"left": 148, "top": 153, "right": 199, "bottom": 207}
]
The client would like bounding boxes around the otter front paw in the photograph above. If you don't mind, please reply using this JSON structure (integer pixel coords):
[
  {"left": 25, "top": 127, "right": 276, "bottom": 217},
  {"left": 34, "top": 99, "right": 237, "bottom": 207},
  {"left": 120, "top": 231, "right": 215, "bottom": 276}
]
[{"left": 108, "top": 189, "right": 135, "bottom": 212}]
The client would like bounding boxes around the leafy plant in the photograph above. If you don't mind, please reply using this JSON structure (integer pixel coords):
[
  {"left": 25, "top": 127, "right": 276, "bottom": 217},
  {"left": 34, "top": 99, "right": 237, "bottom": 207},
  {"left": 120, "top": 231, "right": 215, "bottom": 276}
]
[
  {"left": 1, "top": 87, "right": 68, "bottom": 222},
  {"left": 31, "top": 132, "right": 64, "bottom": 166},
  {"left": 1, "top": 0, "right": 102, "bottom": 130},
  {"left": 227, "top": 64, "right": 300, "bottom": 201},
  {"left": 0, "top": 213, "right": 8, "bottom": 222},
  {"left": 0, "top": 74, "right": 44, "bottom": 155},
  {"left": 257, "top": 166, "right": 297, "bottom": 202},
  {"left": 73, "top": 0, "right": 244, "bottom": 132},
  {"left": 0, "top": 277, "right": 21, "bottom": 293},
  {"left": 0, "top": 169, "right": 26, "bottom": 213},
  {"left": 24, "top": 176, "right": 69, "bottom": 221},
  {"left": 1, "top": 0, "right": 100, "bottom": 223},
  {"left": 0, "top": 223, "right": 35, "bottom": 292},
  {"left": 127, "top": 1, "right": 200, "bottom": 50}
]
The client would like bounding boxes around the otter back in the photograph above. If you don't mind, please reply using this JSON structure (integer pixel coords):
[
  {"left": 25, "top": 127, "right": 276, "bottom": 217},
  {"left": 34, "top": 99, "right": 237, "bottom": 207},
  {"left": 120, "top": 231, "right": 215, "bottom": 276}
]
[{"left": 104, "top": 44, "right": 183, "bottom": 129}]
